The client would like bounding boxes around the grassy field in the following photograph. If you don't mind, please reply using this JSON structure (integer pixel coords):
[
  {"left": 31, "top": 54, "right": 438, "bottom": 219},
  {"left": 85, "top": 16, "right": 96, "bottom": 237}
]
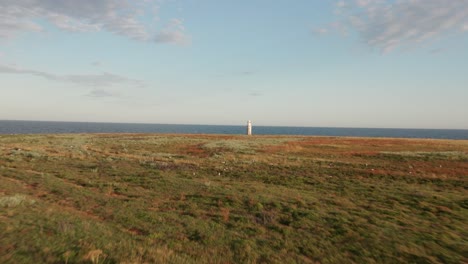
[{"left": 0, "top": 134, "right": 467, "bottom": 263}]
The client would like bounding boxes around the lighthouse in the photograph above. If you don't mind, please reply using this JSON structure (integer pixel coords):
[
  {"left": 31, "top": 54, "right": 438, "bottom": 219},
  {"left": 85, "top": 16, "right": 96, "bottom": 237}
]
[{"left": 247, "top": 120, "right": 252, "bottom": 136}]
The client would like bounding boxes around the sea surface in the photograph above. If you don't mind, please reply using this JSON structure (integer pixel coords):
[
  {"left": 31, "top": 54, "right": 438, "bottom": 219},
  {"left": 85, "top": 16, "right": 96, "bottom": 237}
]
[{"left": 0, "top": 120, "right": 467, "bottom": 140}]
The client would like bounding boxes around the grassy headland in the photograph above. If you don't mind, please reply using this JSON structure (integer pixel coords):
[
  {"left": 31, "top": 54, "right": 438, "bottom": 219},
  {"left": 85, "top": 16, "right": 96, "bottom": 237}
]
[{"left": 0, "top": 134, "right": 467, "bottom": 263}]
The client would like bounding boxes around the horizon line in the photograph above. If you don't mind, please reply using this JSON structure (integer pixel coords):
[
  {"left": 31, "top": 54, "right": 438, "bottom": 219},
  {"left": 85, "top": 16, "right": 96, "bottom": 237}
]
[{"left": 1, "top": 119, "right": 467, "bottom": 131}]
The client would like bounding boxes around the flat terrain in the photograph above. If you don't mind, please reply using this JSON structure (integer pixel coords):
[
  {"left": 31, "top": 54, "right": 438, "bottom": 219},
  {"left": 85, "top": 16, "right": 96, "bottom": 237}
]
[{"left": 0, "top": 134, "right": 467, "bottom": 263}]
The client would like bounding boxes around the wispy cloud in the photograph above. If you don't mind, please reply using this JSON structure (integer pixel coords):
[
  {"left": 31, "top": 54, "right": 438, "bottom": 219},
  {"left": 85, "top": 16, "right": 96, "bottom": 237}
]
[
  {"left": 319, "top": 0, "right": 468, "bottom": 52},
  {"left": 0, "top": 63, "right": 57, "bottom": 80},
  {"left": 249, "top": 92, "right": 263, "bottom": 97},
  {"left": 154, "top": 19, "right": 190, "bottom": 45},
  {"left": 66, "top": 73, "right": 144, "bottom": 87},
  {"left": 239, "top": 71, "right": 256, "bottom": 76},
  {"left": 429, "top": 48, "right": 444, "bottom": 54},
  {"left": 0, "top": 0, "right": 189, "bottom": 45},
  {"left": 85, "top": 89, "right": 119, "bottom": 98},
  {"left": 311, "top": 28, "right": 329, "bottom": 35},
  {"left": 91, "top": 61, "right": 102, "bottom": 67},
  {"left": 0, "top": 63, "right": 144, "bottom": 87}
]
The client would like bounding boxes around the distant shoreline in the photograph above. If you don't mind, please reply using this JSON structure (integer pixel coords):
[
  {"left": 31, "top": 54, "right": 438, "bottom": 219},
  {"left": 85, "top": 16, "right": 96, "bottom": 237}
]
[
  {"left": 1, "top": 119, "right": 467, "bottom": 131},
  {"left": 1, "top": 120, "right": 467, "bottom": 140}
]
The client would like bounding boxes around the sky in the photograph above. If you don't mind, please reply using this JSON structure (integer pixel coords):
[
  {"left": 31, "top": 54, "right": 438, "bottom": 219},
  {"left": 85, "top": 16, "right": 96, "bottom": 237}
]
[{"left": 0, "top": 0, "right": 467, "bottom": 129}]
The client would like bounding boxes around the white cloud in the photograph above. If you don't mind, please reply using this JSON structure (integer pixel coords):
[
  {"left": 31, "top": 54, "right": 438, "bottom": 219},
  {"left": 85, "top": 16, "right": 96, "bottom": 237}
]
[
  {"left": 155, "top": 30, "right": 190, "bottom": 45},
  {"left": 322, "top": 0, "right": 468, "bottom": 52},
  {"left": 155, "top": 18, "right": 190, "bottom": 45},
  {"left": 0, "top": 63, "right": 144, "bottom": 87},
  {"left": 0, "top": 0, "right": 188, "bottom": 44},
  {"left": 0, "top": 11, "right": 43, "bottom": 39}
]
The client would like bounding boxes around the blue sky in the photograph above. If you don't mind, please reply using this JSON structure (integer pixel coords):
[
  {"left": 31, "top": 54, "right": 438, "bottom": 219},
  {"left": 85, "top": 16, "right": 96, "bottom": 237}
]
[{"left": 1, "top": 0, "right": 467, "bottom": 129}]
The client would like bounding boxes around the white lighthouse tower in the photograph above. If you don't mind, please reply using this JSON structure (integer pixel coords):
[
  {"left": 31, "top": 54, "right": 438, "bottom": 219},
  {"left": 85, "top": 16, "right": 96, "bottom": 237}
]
[{"left": 247, "top": 120, "right": 252, "bottom": 136}]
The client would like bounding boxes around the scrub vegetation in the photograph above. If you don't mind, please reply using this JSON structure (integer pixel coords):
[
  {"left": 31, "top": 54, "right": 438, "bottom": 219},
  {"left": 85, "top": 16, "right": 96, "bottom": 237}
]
[{"left": 0, "top": 134, "right": 467, "bottom": 263}]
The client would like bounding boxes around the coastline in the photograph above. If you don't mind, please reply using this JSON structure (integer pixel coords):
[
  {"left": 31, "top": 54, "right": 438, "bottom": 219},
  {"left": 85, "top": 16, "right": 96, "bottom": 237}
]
[{"left": 1, "top": 120, "right": 467, "bottom": 139}]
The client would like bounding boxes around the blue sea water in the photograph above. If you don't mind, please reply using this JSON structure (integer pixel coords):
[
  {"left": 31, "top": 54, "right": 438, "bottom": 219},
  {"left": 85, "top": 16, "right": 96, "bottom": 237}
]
[{"left": 0, "top": 120, "right": 467, "bottom": 140}]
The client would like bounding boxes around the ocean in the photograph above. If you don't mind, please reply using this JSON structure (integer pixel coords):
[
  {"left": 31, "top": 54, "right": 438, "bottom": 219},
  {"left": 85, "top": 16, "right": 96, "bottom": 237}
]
[{"left": 0, "top": 120, "right": 467, "bottom": 140}]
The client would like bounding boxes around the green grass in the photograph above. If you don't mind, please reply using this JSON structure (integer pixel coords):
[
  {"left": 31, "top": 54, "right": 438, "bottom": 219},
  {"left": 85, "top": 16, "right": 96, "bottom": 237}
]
[{"left": 0, "top": 134, "right": 467, "bottom": 263}]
